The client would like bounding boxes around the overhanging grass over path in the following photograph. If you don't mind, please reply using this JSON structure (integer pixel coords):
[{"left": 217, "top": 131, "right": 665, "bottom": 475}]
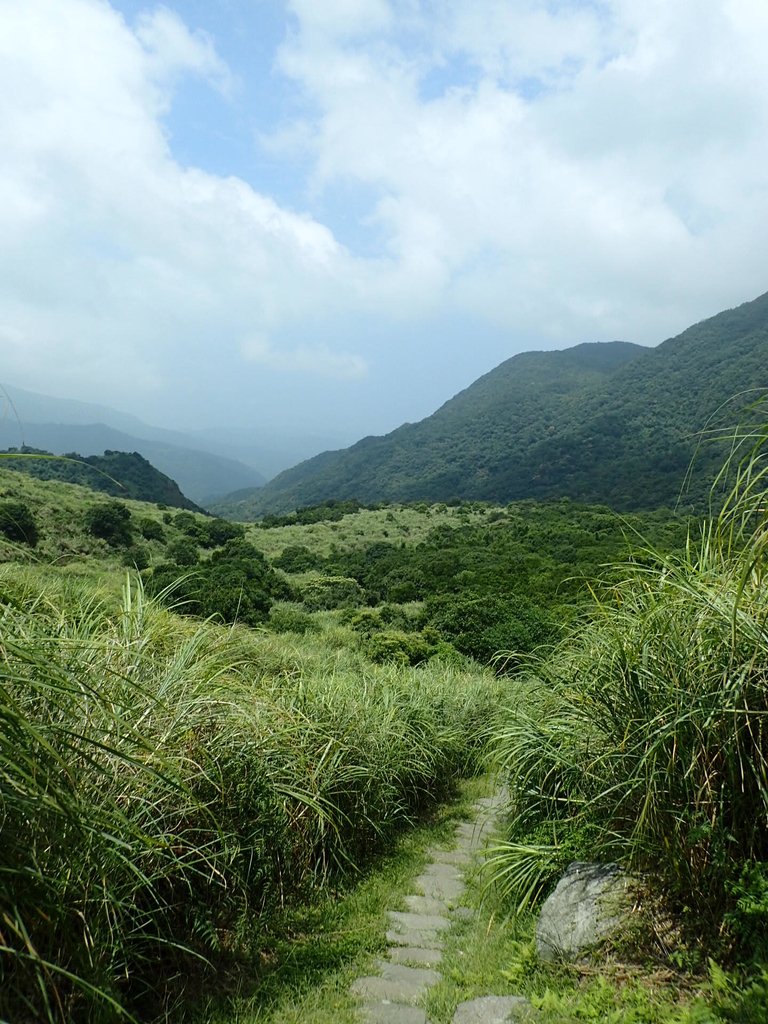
[{"left": 0, "top": 566, "right": 500, "bottom": 1023}]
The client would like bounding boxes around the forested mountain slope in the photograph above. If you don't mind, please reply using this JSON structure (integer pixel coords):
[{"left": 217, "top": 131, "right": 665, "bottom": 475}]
[
  {"left": 213, "top": 341, "right": 644, "bottom": 518},
  {"left": 217, "top": 291, "right": 768, "bottom": 517}
]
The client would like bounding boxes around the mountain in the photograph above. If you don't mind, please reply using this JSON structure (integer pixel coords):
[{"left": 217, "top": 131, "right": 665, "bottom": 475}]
[
  {"left": 0, "top": 386, "right": 265, "bottom": 503},
  {"left": 214, "top": 290, "right": 768, "bottom": 517},
  {"left": 1, "top": 448, "right": 204, "bottom": 511}
]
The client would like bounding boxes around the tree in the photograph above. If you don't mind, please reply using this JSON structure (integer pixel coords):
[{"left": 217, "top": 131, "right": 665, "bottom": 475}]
[
  {"left": 198, "top": 518, "right": 245, "bottom": 548},
  {"left": 138, "top": 516, "right": 165, "bottom": 542},
  {"left": 84, "top": 501, "right": 133, "bottom": 547},
  {"left": 149, "top": 539, "right": 293, "bottom": 627},
  {"left": 273, "top": 545, "right": 321, "bottom": 573},
  {"left": 422, "top": 591, "right": 552, "bottom": 668},
  {"left": 166, "top": 538, "right": 199, "bottom": 566},
  {"left": 0, "top": 501, "right": 39, "bottom": 546}
]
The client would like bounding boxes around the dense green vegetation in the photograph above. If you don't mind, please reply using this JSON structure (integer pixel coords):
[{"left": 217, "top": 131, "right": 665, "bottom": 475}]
[
  {"left": 0, "top": 566, "right": 499, "bottom": 1023},
  {"left": 219, "top": 290, "right": 768, "bottom": 517},
  {"left": 0, "top": 498, "right": 39, "bottom": 546},
  {"left": 257, "top": 498, "right": 691, "bottom": 669},
  {"left": 3, "top": 422, "right": 768, "bottom": 1022},
  {"left": 0, "top": 462, "right": 693, "bottom": 669},
  {"left": 490, "top": 424, "right": 768, "bottom": 985},
  {"left": 1, "top": 446, "right": 203, "bottom": 509}
]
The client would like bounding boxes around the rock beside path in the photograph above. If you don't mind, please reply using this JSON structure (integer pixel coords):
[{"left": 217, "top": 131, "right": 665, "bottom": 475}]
[{"left": 535, "top": 861, "right": 635, "bottom": 962}]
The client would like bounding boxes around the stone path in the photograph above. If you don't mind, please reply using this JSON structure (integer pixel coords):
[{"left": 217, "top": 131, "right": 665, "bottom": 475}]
[{"left": 350, "top": 789, "right": 535, "bottom": 1024}]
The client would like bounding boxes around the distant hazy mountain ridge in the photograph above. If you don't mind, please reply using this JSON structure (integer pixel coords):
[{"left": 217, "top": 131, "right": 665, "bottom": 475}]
[
  {"left": 0, "top": 387, "right": 265, "bottom": 503},
  {"left": 215, "top": 290, "right": 768, "bottom": 517}
]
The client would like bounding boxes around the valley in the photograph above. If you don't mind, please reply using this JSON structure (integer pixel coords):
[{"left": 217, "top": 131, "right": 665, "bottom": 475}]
[{"left": 2, "top": 293, "right": 768, "bottom": 1023}]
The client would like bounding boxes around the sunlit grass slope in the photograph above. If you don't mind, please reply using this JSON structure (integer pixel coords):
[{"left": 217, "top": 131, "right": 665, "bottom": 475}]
[{"left": 0, "top": 565, "right": 499, "bottom": 1023}]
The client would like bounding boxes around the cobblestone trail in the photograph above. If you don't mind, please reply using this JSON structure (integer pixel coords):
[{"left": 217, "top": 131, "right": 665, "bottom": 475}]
[{"left": 349, "top": 790, "right": 534, "bottom": 1024}]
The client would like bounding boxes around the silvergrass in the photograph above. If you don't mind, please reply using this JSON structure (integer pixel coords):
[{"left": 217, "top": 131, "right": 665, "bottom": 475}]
[
  {"left": 0, "top": 568, "right": 498, "bottom": 1022},
  {"left": 490, "top": 422, "right": 768, "bottom": 941}
]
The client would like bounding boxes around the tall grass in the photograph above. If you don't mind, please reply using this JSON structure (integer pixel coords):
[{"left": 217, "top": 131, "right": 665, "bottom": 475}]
[
  {"left": 490, "top": 426, "right": 768, "bottom": 948},
  {"left": 0, "top": 568, "right": 498, "bottom": 1022}
]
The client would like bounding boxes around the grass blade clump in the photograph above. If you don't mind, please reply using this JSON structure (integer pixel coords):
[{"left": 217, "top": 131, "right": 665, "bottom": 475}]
[
  {"left": 491, "top": 423, "right": 768, "bottom": 949},
  {"left": 0, "top": 569, "right": 498, "bottom": 1021}
]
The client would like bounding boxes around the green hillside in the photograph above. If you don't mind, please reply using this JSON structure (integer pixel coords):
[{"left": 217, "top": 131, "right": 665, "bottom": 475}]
[
  {"left": 220, "top": 291, "right": 768, "bottom": 517},
  {"left": 1, "top": 447, "right": 204, "bottom": 511}
]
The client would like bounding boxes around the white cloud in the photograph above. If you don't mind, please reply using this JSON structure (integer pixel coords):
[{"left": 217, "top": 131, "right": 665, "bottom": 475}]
[
  {"left": 0, "top": 0, "right": 364, "bottom": 418},
  {"left": 277, "top": 0, "right": 768, "bottom": 344},
  {"left": 2, "top": 0, "right": 768, "bottom": 437},
  {"left": 135, "top": 6, "right": 234, "bottom": 98}
]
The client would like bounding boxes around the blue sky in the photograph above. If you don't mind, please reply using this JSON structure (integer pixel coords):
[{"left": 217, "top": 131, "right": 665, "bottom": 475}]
[{"left": 2, "top": 0, "right": 768, "bottom": 448}]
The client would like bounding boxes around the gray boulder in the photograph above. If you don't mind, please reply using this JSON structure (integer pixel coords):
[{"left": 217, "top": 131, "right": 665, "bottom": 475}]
[{"left": 536, "top": 861, "right": 635, "bottom": 962}]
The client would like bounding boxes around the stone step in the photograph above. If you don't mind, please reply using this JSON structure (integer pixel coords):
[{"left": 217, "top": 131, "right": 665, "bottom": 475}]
[
  {"left": 452, "top": 995, "right": 536, "bottom": 1023},
  {"left": 414, "top": 866, "right": 466, "bottom": 902},
  {"left": 351, "top": 961, "right": 440, "bottom": 1005},
  {"left": 386, "top": 945, "right": 443, "bottom": 967},
  {"left": 431, "top": 848, "right": 473, "bottom": 866},
  {"left": 385, "top": 927, "right": 446, "bottom": 949},
  {"left": 388, "top": 910, "right": 451, "bottom": 932},
  {"left": 359, "top": 1003, "right": 427, "bottom": 1024},
  {"left": 403, "top": 894, "right": 450, "bottom": 915}
]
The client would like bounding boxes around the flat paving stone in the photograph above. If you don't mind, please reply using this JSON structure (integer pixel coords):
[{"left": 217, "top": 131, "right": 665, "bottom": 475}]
[
  {"left": 378, "top": 960, "right": 440, "bottom": 988},
  {"left": 414, "top": 866, "right": 465, "bottom": 902},
  {"left": 386, "top": 927, "right": 445, "bottom": 949},
  {"left": 351, "top": 962, "right": 439, "bottom": 1005},
  {"left": 455, "top": 822, "right": 492, "bottom": 847},
  {"left": 432, "top": 848, "right": 473, "bottom": 866},
  {"left": 452, "top": 995, "right": 536, "bottom": 1023},
  {"left": 359, "top": 1003, "right": 427, "bottom": 1024},
  {"left": 389, "top": 910, "right": 450, "bottom": 932},
  {"left": 404, "top": 894, "right": 450, "bottom": 915},
  {"left": 387, "top": 945, "right": 443, "bottom": 967}
]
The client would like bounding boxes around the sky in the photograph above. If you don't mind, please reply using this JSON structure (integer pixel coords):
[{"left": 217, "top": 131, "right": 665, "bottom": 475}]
[{"left": 2, "top": 0, "right": 768, "bottom": 443}]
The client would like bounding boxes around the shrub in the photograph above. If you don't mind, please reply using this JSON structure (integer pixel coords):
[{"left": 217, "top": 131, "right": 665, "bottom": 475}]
[
  {"left": 300, "top": 575, "right": 365, "bottom": 611},
  {"left": 273, "top": 544, "right": 321, "bottom": 573},
  {"left": 173, "top": 511, "right": 204, "bottom": 539},
  {"left": 0, "top": 500, "right": 38, "bottom": 546},
  {"left": 363, "top": 629, "right": 435, "bottom": 666},
  {"left": 268, "top": 603, "right": 319, "bottom": 635},
  {"left": 345, "top": 607, "right": 384, "bottom": 636},
  {"left": 121, "top": 544, "right": 150, "bottom": 570},
  {"left": 137, "top": 516, "right": 165, "bottom": 541},
  {"left": 84, "top": 501, "right": 133, "bottom": 547},
  {"left": 423, "top": 591, "right": 552, "bottom": 667},
  {"left": 198, "top": 518, "right": 245, "bottom": 548},
  {"left": 166, "top": 537, "right": 199, "bottom": 566},
  {"left": 150, "top": 539, "right": 292, "bottom": 627}
]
